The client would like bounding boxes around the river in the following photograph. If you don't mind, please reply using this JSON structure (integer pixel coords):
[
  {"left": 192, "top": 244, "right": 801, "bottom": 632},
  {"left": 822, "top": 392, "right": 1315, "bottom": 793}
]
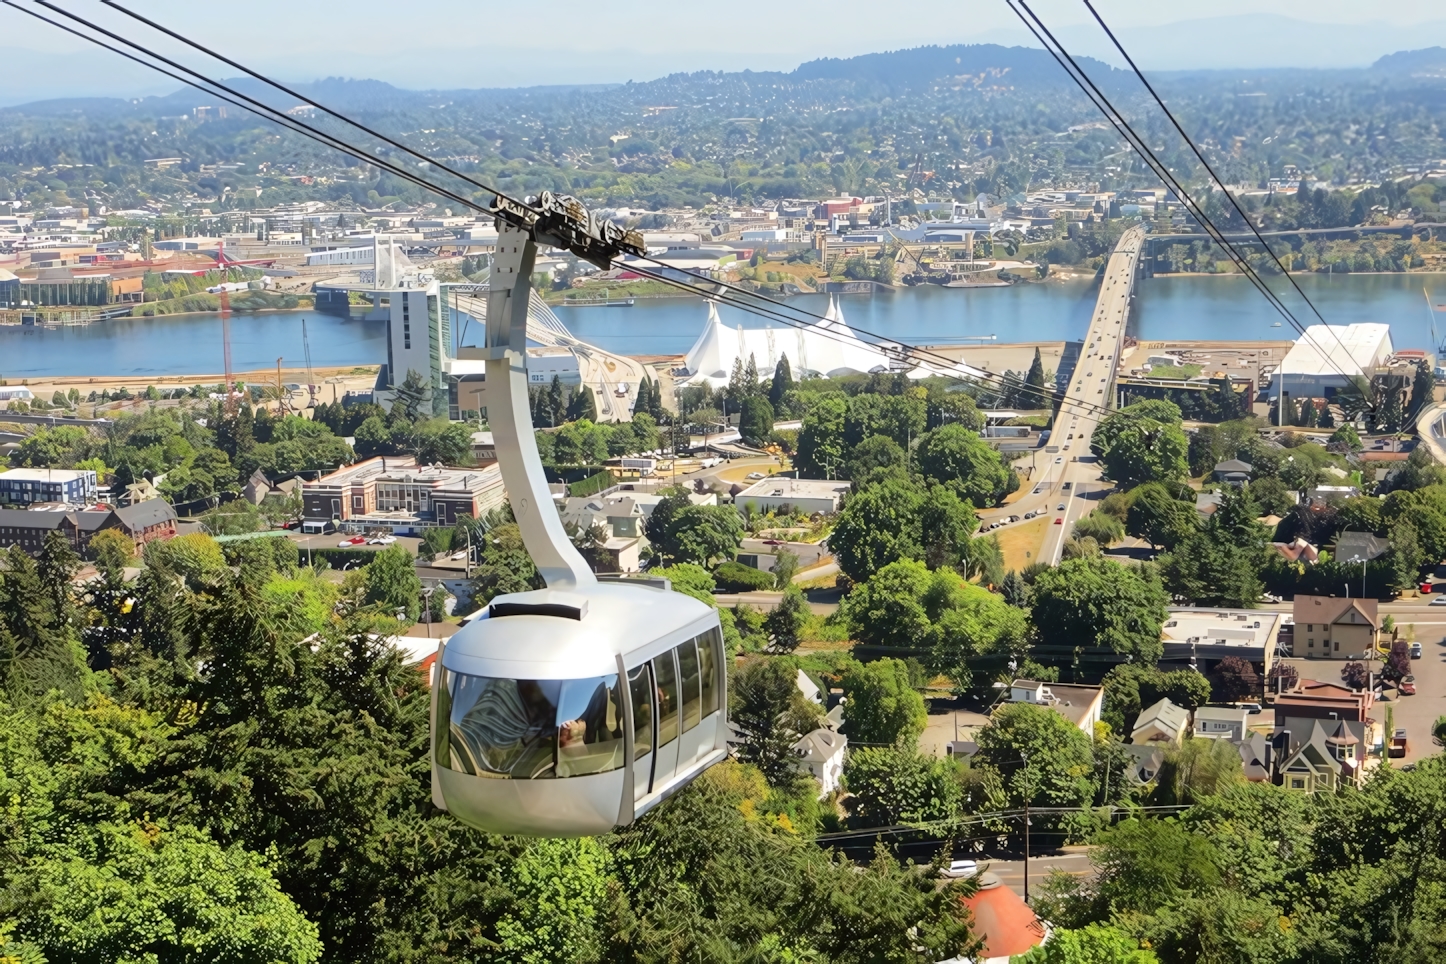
[{"left": 1, "top": 273, "right": 1442, "bottom": 378}]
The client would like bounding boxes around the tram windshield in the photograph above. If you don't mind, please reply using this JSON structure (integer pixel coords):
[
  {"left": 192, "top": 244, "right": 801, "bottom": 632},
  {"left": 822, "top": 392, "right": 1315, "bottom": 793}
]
[{"left": 438, "top": 671, "right": 626, "bottom": 779}]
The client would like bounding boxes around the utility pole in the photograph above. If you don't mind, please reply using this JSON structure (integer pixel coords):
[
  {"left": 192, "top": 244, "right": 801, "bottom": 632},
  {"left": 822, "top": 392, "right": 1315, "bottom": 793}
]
[{"left": 1021, "top": 750, "right": 1030, "bottom": 903}]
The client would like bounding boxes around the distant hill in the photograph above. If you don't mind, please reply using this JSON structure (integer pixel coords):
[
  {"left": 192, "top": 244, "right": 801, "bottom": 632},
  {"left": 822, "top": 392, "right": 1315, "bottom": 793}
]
[
  {"left": 791, "top": 43, "right": 1115, "bottom": 90},
  {"left": 1372, "top": 46, "right": 1446, "bottom": 77}
]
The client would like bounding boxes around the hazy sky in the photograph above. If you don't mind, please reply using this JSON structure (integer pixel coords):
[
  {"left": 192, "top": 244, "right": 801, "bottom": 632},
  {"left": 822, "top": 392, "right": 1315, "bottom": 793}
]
[{"left": 4, "top": 0, "right": 1446, "bottom": 104}]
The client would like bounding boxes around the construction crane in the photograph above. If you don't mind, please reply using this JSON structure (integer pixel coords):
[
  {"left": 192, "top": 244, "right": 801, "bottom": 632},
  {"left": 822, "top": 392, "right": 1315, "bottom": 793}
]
[
  {"left": 219, "top": 288, "right": 236, "bottom": 414},
  {"left": 301, "top": 317, "right": 318, "bottom": 408}
]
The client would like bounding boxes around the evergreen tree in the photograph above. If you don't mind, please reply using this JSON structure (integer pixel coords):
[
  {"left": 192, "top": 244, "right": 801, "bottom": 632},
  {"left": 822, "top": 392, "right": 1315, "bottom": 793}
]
[
  {"left": 725, "top": 355, "right": 747, "bottom": 412},
  {"left": 739, "top": 395, "right": 775, "bottom": 446},
  {"left": 634, "top": 377, "right": 652, "bottom": 418},
  {"left": 1023, "top": 347, "right": 1047, "bottom": 405},
  {"left": 1411, "top": 359, "right": 1434, "bottom": 419},
  {"left": 743, "top": 353, "right": 760, "bottom": 396},
  {"left": 769, "top": 354, "right": 795, "bottom": 409},
  {"left": 567, "top": 383, "right": 598, "bottom": 423}
]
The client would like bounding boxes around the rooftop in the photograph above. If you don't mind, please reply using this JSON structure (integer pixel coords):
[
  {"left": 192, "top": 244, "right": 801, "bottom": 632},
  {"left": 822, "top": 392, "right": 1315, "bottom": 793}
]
[
  {"left": 1334, "top": 531, "right": 1390, "bottom": 563},
  {"left": 1293, "top": 594, "right": 1379, "bottom": 627},
  {"left": 735, "top": 477, "right": 852, "bottom": 500},
  {"left": 0, "top": 468, "right": 96, "bottom": 483},
  {"left": 1161, "top": 608, "right": 1283, "bottom": 648},
  {"left": 308, "top": 455, "right": 501, "bottom": 492},
  {"left": 1277, "top": 323, "right": 1392, "bottom": 378}
]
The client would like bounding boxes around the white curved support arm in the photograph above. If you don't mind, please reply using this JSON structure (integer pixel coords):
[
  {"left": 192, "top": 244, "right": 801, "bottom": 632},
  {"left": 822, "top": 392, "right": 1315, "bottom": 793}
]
[{"left": 484, "top": 224, "right": 596, "bottom": 589}]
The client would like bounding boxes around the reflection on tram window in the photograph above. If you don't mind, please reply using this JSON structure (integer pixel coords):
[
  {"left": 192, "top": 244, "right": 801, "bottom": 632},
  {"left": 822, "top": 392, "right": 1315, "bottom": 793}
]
[
  {"left": 654, "top": 651, "right": 679, "bottom": 746},
  {"left": 676, "top": 639, "right": 701, "bottom": 732},
  {"left": 556, "top": 676, "right": 625, "bottom": 777},
  {"left": 699, "top": 627, "right": 721, "bottom": 717},
  {"left": 441, "top": 671, "right": 624, "bottom": 779},
  {"left": 627, "top": 664, "right": 652, "bottom": 758}
]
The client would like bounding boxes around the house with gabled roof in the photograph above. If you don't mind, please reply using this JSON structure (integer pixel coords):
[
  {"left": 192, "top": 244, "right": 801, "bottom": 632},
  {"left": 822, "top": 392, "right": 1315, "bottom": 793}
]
[
  {"left": 1292, "top": 595, "right": 1379, "bottom": 659},
  {"left": 1007, "top": 680, "right": 1103, "bottom": 735},
  {"left": 1130, "top": 697, "right": 1189, "bottom": 745},
  {"left": 1274, "top": 718, "right": 1364, "bottom": 792}
]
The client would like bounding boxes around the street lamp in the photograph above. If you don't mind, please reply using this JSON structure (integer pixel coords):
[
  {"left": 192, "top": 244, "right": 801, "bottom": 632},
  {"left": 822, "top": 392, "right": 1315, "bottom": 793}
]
[{"left": 420, "top": 585, "right": 438, "bottom": 638}]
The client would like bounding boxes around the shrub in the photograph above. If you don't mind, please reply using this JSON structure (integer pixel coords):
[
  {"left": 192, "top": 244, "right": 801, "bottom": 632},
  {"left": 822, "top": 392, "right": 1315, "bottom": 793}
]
[{"left": 713, "top": 560, "right": 776, "bottom": 593}]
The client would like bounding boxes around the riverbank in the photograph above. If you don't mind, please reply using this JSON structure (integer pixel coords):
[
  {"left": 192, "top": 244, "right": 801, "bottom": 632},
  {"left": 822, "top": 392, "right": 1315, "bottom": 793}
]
[{"left": 4, "top": 366, "right": 381, "bottom": 405}]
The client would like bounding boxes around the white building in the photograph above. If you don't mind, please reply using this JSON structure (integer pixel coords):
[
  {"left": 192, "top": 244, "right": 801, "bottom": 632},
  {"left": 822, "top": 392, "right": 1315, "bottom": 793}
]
[
  {"left": 734, "top": 477, "right": 852, "bottom": 516},
  {"left": 1193, "top": 706, "right": 1254, "bottom": 742},
  {"left": 1007, "top": 680, "right": 1104, "bottom": 735},
  {"left": 1271, "top": 322, "right": 1393, "bottom": 400},
  {"left": 1129, "top": 698, "right": 1189, "bottom": 745},
  {"left": 793, "top": 728, "right": 846, "bottom": 798},
  {"left": 526, "top": 346, "right": 582, "bottom": 386}
]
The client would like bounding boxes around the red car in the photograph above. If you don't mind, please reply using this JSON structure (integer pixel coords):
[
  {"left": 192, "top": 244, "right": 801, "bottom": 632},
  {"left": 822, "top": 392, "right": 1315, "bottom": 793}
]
[
  {"left": 1053, "top": 517, "right": 1063, "bottom": 525},
  {"left": 337, "top": 536, "right": 366, "bottom": 547},
  {"left": 1399, "top": 680, "right": 1417, "bottom": 696}
]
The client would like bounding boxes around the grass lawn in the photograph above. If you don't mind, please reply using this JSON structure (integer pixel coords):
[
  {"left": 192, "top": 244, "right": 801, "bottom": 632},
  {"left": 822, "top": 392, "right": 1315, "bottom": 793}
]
[
  {"left": 1147, "top": 363, "right": 1204, "bottom": 380},
  {"left": 995, "top": 516, "right": 1049, "bottom": 572}
]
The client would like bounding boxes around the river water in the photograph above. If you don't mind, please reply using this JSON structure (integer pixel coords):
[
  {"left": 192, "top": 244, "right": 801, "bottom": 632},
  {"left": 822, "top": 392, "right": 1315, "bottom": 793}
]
[{"left": 2, "top": 273, "right": 1442, "bottom": 378}]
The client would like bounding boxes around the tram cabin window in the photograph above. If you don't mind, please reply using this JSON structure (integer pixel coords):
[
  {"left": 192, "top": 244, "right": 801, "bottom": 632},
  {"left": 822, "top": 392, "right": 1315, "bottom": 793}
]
[
  {"left": 677, "top": 639, "right": 702, "bottom": 732},
  {"left": 438, "top": 672, "right": 626, "bottom": 779},
  {"left": 654, "top": 649, "right": 680, "bottom": 746},
  {"left": 628, "top": 664, "right": 653, "bottom": 759}
]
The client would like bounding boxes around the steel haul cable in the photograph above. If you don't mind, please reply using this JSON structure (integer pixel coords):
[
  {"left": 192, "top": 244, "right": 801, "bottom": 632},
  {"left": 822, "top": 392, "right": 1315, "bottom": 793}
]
[
  {"left": 19, "top": 0, "right": 1124, "bottom": 423},
  {"left": 1007, "top": 0, "right": 1359, "bottom": 388},
  {"left": 78, "top": 0, "right": 1130, "bottom": 421}
]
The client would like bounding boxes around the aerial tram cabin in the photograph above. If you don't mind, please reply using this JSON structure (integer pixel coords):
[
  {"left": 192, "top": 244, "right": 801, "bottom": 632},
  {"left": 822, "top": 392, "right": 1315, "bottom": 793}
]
[{"left": 430, "top": 210, "right": 729, "bottom": 837}]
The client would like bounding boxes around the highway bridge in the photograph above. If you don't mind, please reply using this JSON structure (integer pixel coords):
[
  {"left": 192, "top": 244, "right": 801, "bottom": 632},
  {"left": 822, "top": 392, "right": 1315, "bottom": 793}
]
[{"left": 975, "top": 225, "right": 1146, "bottom": 564}]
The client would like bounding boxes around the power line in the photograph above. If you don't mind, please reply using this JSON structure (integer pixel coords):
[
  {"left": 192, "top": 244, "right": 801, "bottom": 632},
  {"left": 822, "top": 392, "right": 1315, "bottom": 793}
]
[
  {"left": 90, "top": 0, "right": 1136, "bottom": 420},
  {"left": 1005, "top": 0, "right": 1358, "bottom": 387},
  {"left": 21, "top": 2, "right": 1129, "bottom": 424},
  {"left": 1083, "top": 0, "right": 1335, "bottom": 331}
]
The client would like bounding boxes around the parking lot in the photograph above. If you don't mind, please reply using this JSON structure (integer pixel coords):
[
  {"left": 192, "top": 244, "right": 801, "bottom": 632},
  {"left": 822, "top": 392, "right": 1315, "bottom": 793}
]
[{"left": 1278, "top": 602, "right": 1446, "bottom": 765}]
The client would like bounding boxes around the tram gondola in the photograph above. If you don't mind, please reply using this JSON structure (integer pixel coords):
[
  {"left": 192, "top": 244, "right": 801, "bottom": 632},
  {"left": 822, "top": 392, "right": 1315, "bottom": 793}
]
[{"left": 430, "top": 215, "right": 729, "bottom": 837}]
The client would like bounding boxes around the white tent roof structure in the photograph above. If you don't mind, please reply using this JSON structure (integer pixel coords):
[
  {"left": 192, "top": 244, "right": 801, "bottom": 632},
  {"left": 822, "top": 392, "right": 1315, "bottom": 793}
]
[{"left": 680, "top": 296, "right": 895, "bottom": 387}]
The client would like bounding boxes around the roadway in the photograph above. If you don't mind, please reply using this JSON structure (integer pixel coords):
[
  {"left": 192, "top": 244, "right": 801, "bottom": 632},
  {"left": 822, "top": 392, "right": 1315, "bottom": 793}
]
[{"left": 976, "top": 225, "right": 1145, "bottom": 563}]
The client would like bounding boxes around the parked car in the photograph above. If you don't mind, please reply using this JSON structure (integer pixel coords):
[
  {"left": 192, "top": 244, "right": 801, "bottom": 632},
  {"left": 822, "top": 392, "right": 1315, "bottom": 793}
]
[
  {"left": 1411, "top": 641, "right": 1423, "bottom": 659},
  {"left": 1390, "top": 728, "right": 1409, "bottom": 758},
  {"left": 367, "top": 535, "right": 397, "bottom": 545},
  {"left": 1057, "top": 503, "right": 1066, "bottom": 511},
  {"left": 1062, "top": 482, "right": 1072, "bottom": 491},
  {"left": 942, "top": 859, "right": 978, "bottom": 878},
  {"left": 337, "top": 536, "right": 366, "bottom": 547},
  {"left": 1054, "top": 457, "right": 1063, "bottom": 464},
  {"left": 746, "top": 471, "right": 766, "bottom": 480},
  {"left": 1053, "top": 517, "right": 1063, "bottom": 525},
  {"left": 1431, "top": 596, "right": 1446, "bottom": 606}
]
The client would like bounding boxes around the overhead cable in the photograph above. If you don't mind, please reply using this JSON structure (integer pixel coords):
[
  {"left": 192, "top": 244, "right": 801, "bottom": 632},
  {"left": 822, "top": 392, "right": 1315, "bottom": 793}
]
[{"left": 1006, "top": 0, "right": 1357, "bottom": 384}]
